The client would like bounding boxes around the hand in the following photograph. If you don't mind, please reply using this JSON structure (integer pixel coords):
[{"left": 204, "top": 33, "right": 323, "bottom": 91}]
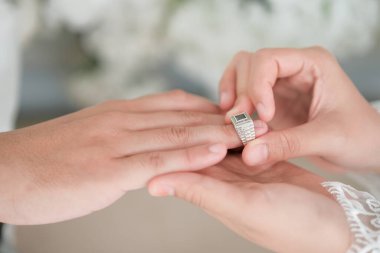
[
  {"left": 219, "top": 47, "right": 380, "bottom": 171},
  {"left": 0, "top": 90, "right": 266, "bottom": 225},
  {"left": 149, "top": 157, "right": 352, "bottom": 253}
]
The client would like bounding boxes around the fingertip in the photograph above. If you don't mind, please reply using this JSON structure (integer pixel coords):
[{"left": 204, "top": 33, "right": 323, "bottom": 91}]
[
  {"left": 255, "top": 102, "right": 266, "bottom": 119},
  {"left": 187, "top": 144, "right": 228, "bottom": 171},
  {"left": 148, "top": 183, "right": 175, "bottom": 197},
  {"left": 255, "top": 102, "right": 273, "bottom": 121},
  {"left": 242, "top": 141, "right": 269, "bottom": 166},
  {"left": 254, "top": 92, "right": 275, "bottom": 122},
  {"left": 148, "top": 174, "right": 178, "bottom": 197},
  {"left": 219, "top": 91, "right": 234, "bottom": 111},
  {"left": 253, "top": 120, "right": 269, "bottom": 137}
]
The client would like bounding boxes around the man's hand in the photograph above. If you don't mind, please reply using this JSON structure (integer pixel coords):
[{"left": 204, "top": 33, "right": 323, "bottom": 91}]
[{"left": 0, "top": 90, "right": 267, "bottom": 225}]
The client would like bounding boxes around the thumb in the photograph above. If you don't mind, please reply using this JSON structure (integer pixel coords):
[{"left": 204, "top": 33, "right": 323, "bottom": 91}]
[
  {"left": 243, "top": 123, "right": 322, "bottom": 166},
  {"left": 148, "top": 172, "right": 245, "bottom": 218}
]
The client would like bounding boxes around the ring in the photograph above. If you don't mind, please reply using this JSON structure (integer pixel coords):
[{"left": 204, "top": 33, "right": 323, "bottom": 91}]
[{"left": 230, "top": 112, "right": 256, "bottom": 145}]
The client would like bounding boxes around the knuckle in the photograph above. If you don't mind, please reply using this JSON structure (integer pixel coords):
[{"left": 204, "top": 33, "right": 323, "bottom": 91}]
[
  {"left": 100, "top": 111, "right": 124, "bottom": 125},
  {"left": 87, "top": 127, "right": 119, "bottom": 147},
  {"left": 309, "top": 45, "right": 330, "bottom": 55},
  {"left": 99, "top": 100, "right": 121, "bottom": 107},
  {"left": 183, "top": 148, "right": 195, "bottom": 166},
  {"left": 121, "top": 113, "right": 137, "bottom": 129},
  {"left": 180, "top": 111, "right": 204, "bottom": 125},
  {"left": 276, "top": 131, "right": 300, "bottom": 160},
  {"left": 183, "top": 185, "right": 205, "bottom": 209},
  {"left": 252, "top": 48, "right": 276, "bottom": 71},
  {"left": 145, "top": 152, "right": 165, "bottom": 172},
  {"left": 220, "top": 125, "right": 238, "bottom": 139},
  {"left": 167, "top": 126, "right": 191, "bottom": 145},
  {"left": 307, "top": 46, "right": 336, "bottom": 62},
  {"left": 86, "top": 112, "right": 124, "bottom": 140},
  {"left": 253, "top": 49, "right": 276, "bottom": 69},
  {"left": 85, "top": 118, "right": 107, "bottom": 138},
  {"left": 170, "top": 89, "right": 188, "bottom": 100},
  {"left": 254, "top": 48, "right": 272, "bottom": 59}
]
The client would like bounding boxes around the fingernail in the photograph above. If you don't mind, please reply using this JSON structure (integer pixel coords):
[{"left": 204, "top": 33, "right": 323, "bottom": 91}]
[
  {"left": 209, "top": 143, "right": 225, "bottom": 154},
  {"left": 247, "top": 143, "right": 268, "bottom": 165},
  {"left": 256, "top": 103, "right": 265, "bottom": 118},
  {"left": 150, "top": 184, "right": 175, "bottom": 197}
]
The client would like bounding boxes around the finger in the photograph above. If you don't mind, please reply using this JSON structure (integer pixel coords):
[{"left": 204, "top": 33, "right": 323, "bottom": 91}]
[
  {"left": 219, "top": 55, "right": 239, "bottom": 111},
  {"left": 48, "top": 90, "right": 220, "bottom": 126},
  {"left": 224, "top": 48, "right": 322, "bottom": 123},
  {"left": 242, "top": 122, "right": 322, "bottom": 166},
  {"left": 226, "top": 53, "right": 255, "bottom": 120},
  {"left": 118, "top": 144, "right": 227, "bottom": 190},
  {"left": 125, "top": 90, "right": 220, "bottom": 114},
  {"left": 225, "top": 95, "right": 255, "bottom": 122},
  {"left": 242, "top": 48, "right": 316, "bottom": 122},
  {"left": 119, "top": 120, "right": 269, "bottom": 156},
  {"left": 148, "top": 172, "right": 247, "bottom": 219},
  {"left": 124, "top": 111, "right": 225, "bottom": 131}
]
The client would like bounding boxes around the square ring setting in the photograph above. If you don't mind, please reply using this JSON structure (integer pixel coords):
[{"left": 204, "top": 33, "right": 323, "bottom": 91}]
[{"left": 231, "top": 112, "right": 256, "bottom": 145}]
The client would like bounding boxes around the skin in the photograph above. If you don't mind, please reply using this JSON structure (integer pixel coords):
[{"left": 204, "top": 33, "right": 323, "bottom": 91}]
[
  {"left": 150, "top": 47, "right": 380, "bottom": 252},
  {"left": 149, "top": 157, "right": 351, "bottom": 253},
  {"left": 0, "top": 90, "right": 269, "bottom": 225},
  {"left": 2, "top": 47, "right": 371, "bottom": 251},
  {"left": 219, "top": 47, "right": 380, "bottom": 171}
]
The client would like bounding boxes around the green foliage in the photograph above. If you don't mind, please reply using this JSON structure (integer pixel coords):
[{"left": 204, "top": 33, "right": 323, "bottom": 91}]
[
  {"left": 321, "top": 0, "right": 332, "bottom": 18},
  {"left": 240, "top": 0, "right": 271, "bottom": 11}
]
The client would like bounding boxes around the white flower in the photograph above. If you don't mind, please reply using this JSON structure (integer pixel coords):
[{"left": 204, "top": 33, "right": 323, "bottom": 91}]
[
  {"left": 40, "top": 0, "right": 380, "bottom": 105},
  {"left": 167, "top": 0, "right": 380, "bottom": 97},
  {"left": 44, "top": 0, "right": 113, "bottom": 30}
]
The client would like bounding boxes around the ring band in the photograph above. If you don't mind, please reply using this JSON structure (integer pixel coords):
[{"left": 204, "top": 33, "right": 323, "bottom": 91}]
[{"left": 231, "top": 112, "right": 256, "bottom": 145}]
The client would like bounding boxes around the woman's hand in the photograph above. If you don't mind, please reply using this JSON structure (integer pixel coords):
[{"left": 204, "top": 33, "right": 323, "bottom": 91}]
[
  {"left": 149, "top": 157, "right": 352, "bottom": 253},
  {"left": 219, "top": 47, "right": 380, "bottom": 171},
  {"left": 0, "top": 90, "right": 267, "bottom": 225}
]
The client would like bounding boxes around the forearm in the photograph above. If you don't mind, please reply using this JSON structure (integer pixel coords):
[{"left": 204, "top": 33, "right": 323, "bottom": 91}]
[{"left": 0, "top": 161, "right": 26, "bottom": 224}]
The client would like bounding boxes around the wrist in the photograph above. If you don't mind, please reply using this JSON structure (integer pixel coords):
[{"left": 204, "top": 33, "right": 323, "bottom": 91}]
[{"left": 372, "top": 103, "right": 380, "bottom": 171}]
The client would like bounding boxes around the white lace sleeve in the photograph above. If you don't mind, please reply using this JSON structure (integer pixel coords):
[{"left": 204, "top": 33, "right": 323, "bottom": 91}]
[
  {"left": 346, "top": 101, "right": 380, "bottom": 200},
  {"left": 322, "top": 182, "right": 380, "bottom": 253}
]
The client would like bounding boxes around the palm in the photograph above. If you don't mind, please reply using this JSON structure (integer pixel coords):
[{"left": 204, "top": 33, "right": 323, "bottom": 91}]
[
  {"left": 201, "top": 155, "right": 324, "bottom": 194},
  {"left": 197, "top": 155, "right": 350, "bottom": 253}
]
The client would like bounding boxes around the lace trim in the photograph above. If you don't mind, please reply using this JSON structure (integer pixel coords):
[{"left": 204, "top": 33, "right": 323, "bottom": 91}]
[{"left": 322, "top": 182, "right": 380, "bottom": 253}]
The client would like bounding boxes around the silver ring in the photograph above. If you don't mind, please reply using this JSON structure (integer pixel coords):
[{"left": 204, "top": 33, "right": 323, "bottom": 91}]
[{"left": 231, "top": 112, "right": 256, "bottom": 145}]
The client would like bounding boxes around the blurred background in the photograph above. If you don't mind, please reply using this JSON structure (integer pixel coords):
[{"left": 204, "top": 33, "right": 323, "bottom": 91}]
[{"left": 2, "top": 0, "right": 380, "bottom": 252}]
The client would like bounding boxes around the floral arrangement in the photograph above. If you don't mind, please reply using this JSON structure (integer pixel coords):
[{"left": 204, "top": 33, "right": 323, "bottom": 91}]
[{"left": 35, "top": 0, "right": 380, "bottom": 105}]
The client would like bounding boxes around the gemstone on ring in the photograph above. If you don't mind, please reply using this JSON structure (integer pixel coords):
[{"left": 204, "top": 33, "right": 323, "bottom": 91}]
[{"left": 230, "top": 112, "right": 256, "bottom": 145}]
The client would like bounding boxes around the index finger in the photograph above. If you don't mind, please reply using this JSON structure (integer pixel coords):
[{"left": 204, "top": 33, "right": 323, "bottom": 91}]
[
  {"left": 223, "top": 47, "right": 324, "bottom": 122},
  {"left": 246, "top": 48, "right": 310, "bottom": 122}
]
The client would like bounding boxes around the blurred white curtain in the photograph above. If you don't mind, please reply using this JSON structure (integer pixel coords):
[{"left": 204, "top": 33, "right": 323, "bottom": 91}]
[
  {"left": 0, "top": 1, "right": 20, "bottom": 132},
  {"left": 0, "top": 3, "right": 20, "bottom": 253}
]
